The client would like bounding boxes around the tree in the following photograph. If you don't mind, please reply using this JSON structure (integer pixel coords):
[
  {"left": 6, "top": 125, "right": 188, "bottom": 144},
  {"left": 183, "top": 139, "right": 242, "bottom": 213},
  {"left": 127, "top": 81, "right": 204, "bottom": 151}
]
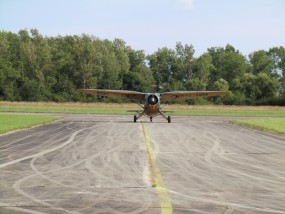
[
  {"left": 189, "top": 53, "right": 214, "bottom": 90},
  {"left": 172, "top": 42, "right": 195, "bottom": 85},
  {"left": 236, "top": 73, "right": 279, "bottom": 104},
  {"left": 249, "top": 50, "right": 275, "bottom": 77},
  {"left": 255, "top": 73, "right": 279, "bottom": 100},
  {"left": 207, "top": 44, "right": 247, "bottom": 86},
  {"left": 147, "top": 47, "right": 176, "bottom": 92},
  {"left": 124, "top": 49, "right": 154, "bottom": 92},
  {"left": 268, "top": 47, "right": 285, "bottom": 97},
  {"left": 73, "top": 34, "right": 97, "bottom": 89},
  {"left": 148, "top": 42, "right": 195, "bottom": 92},
  {"left": 0, "top": 29, "right": 284, "bottom": 105}
]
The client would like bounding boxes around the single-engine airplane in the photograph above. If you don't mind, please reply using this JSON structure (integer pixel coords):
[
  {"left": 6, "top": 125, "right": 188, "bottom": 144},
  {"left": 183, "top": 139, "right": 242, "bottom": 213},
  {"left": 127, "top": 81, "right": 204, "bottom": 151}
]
[{"left": 78, "top": 89, "right": 227, "bottom": 123}]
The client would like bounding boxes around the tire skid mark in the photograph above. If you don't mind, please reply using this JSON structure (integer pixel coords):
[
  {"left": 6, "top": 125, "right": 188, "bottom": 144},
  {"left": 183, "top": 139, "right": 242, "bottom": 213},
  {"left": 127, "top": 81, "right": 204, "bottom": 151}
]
[
  {"left": 0, "top": 126, "right": 91, "bottom": 169},
  {"left": 223, "top": 207, "right": 235, "bottom": 214},
  {"left": 9, "top": 125, "right": 96, "bottom": 214},
  {"left": 203, "top": 131, "right": 285, "bottom": 185},
  {"left": 220, "top": 123, "right": 285, "bottom": 183},
  {"left": 146, "top": 121, "right": 285, "bottom": 213},
  {"left": 168, "top": 189, "right": 285, "bottom": 214},
  {"left": 84, "top": 123, "right": 153, "bottom": 213},
  {"left": 0, "top": 122, "right": 66, "bottom": 150},
  {"left": 30, "top": 156, "right": 99, "bottom": 196},
  {"left": 4, "top": 123, "right": 107, "bottom": 213},
  {"left": 151, "top": 123, "right": 229, "bottom": 204},
  {"left": 0, "top": 202, "right": 48, "bottom": 214},
  {"left": 3, "top": 116, "right": 284, "bottom": 213},
  {"left": 13, "top": 172, "right": 82, "bottom": 214},
  {"left": 22, "top": 122, "right": 152, "bottom": 213}
]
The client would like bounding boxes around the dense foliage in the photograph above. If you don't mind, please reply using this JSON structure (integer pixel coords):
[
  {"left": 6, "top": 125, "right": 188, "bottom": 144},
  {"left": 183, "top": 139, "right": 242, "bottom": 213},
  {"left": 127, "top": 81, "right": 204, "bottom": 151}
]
[{"left": 0, "top": 29, "right": 284, "bottom": 105}]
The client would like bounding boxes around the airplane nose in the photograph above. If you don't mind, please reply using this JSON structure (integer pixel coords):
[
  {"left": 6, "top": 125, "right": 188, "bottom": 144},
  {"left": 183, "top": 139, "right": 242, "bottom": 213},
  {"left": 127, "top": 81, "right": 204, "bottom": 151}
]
[{"left": 148, "top": 95, "right": 158, "bottom": 104}]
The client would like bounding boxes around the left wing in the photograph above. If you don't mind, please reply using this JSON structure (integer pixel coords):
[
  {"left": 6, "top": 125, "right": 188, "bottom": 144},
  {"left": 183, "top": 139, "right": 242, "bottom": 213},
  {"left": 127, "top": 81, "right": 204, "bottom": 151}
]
[
  {"left": 78, "top": 89, "right": 145, "bottom": 101},
  {"left": 160, "top": 91, "right": 227, "bottom": 101}
]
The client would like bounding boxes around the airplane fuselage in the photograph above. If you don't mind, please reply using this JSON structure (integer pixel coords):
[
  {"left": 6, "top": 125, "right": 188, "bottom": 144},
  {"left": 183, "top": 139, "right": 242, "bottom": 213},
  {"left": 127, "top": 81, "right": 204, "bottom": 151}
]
[{"left": 143, "top": 93, "right": 161, "bottom": 117}]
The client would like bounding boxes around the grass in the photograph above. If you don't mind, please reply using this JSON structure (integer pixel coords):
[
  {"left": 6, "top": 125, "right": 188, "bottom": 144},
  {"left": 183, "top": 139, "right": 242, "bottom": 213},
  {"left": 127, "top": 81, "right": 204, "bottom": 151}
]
[
  {"left": 167, "top": 108, "right": 285, "bottom": 117},
  {"left": 0, "top": 114, "right": 60, "bottom": 134},
  {"left": 1, "top": 101, "right": 285, "bottom": 117},
  {"left": 0, "top": 102, "right": 131, "bottom": 114},
  {"left": 1, "top": 102, "right": 284, "bottom": 136},
  {"left": 232, "top": 119, "right": 285, "bottom": 135}
]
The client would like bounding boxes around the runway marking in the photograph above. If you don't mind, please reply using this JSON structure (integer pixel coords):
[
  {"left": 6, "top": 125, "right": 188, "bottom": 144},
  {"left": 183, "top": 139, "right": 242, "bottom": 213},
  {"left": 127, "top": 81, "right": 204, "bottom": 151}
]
[{"left": 141, "top": 122, "right": 173, "bottom": 214}]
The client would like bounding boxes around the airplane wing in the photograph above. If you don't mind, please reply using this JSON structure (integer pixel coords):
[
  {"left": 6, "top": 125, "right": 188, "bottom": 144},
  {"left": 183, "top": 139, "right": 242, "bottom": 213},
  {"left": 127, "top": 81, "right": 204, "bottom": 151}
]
[
  {"left": 78, "top": 89, "right": 145, "bottom": 101},
  {"left": 160, "top": 91, "right": 228, "bottom": 101}
]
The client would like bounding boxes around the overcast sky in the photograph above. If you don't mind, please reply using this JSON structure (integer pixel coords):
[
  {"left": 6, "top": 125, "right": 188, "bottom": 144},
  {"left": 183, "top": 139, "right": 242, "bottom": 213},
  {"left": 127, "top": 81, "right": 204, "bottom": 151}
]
[{"left": 1, "top": 0, "right": 285, "bottom": 57}]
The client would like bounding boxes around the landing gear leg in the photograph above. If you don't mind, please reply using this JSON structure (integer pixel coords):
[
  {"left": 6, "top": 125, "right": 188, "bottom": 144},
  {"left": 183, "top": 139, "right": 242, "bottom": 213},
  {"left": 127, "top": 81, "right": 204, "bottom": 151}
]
[
  {"left": 159, "top": 110, "right": 171, "bottom": 123},
  {"left": 134, "top": 110, "right": 147, "bottom": 123},
  {"left": 167, "top": 116, "right": 171, "bottom": 123}
]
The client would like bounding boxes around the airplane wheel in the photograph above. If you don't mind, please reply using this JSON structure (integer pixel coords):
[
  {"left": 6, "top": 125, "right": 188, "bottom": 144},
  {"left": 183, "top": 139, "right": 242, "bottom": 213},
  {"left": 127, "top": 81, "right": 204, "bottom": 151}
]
[
  {"left": 150, "top": 116, "right": 153, "bottom": 122},
  {"left": 134, "top": 115, "right": 137, "bottom": 123},
  {"left": 168, "top": 116, "right": 171, "bottom": 123}
]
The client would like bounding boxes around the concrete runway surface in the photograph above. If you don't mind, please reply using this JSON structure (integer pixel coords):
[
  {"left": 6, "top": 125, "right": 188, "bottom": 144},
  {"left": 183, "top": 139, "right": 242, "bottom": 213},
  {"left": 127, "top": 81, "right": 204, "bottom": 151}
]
[{"left": 0, "top": 114, "right": 285, "bottom": 214}]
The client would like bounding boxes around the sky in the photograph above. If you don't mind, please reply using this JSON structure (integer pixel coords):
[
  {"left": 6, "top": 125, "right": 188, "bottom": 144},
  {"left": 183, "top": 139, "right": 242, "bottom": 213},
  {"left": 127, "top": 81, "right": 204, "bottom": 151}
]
[{"left": 1, "top": 0, "right": 285, "bottom": 57}]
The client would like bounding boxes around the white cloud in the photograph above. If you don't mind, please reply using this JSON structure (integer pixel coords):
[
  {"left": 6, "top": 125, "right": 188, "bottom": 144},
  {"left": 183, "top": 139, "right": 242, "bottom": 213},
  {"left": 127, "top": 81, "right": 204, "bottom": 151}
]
[{"left": 177, "top": 0, "right": 194, "bottom": 9}]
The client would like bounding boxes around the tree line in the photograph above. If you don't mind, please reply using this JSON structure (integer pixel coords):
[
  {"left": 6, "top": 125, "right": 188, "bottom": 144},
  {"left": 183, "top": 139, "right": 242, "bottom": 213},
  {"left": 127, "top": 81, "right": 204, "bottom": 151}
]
[{"left": 0, "top": 29, "right": 284, "bottom": 105}]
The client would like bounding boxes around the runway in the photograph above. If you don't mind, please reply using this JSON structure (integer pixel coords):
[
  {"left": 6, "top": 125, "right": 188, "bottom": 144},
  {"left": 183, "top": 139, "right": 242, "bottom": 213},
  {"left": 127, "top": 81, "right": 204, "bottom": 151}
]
[{"left": 0, "top": 114, "right": 285, "bottom": 214}]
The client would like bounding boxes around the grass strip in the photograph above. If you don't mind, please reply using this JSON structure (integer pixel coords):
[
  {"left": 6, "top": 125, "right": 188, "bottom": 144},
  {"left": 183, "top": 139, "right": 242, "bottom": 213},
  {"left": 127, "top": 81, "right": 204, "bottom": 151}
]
[
  {"left": 167, "top": 108, "right": 285, "bottom": 117},
  {"left": 232, "top": 119, "right": 285, "bottom": 135},
  {"left": 1, "top": 102, "right": 285, "bottom": 117},
  {"left": 0, "top": 115, "right": 60, "bottom": 134},
  {"left": 0, "top": 106, "right": 131, "bottom": 115}
]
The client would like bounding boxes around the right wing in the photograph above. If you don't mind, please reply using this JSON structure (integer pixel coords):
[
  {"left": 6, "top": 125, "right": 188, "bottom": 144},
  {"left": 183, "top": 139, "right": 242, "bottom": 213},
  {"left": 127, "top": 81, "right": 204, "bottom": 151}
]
[
  {"left": 160, "top": 91, "right": 228, "bottom": 101},
  {"left": 78, "top": 89, "right": 145, "bottom": 101}
]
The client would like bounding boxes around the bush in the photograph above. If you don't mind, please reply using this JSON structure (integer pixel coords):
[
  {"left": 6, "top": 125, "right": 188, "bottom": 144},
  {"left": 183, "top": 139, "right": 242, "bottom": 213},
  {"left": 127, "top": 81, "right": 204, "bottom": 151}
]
[
  {"left": 256, "top": 97, "right": 285, "bottom": 106},
  {"left": 223, "top": 92, "right": 246, "bottom": 105}
]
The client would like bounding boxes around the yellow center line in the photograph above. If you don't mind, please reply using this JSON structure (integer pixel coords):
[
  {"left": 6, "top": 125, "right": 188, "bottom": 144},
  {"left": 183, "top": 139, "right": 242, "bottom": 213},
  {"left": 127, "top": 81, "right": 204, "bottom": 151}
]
[{"left": 141, "top": 121, "right": 173, "bottom": 214}]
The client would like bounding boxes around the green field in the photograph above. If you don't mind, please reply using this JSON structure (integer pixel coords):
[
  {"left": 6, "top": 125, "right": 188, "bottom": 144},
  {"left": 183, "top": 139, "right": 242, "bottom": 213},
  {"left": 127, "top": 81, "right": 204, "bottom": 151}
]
[
  {"left": 232, "top": 119, "right": 285, "bottom": 135},
  {"left": 1, "top": 102, "right": 285, "bottom": 117},
  {"left": 0, "top": 115, "right": 60, "bottom": 134},
  {"left": 166, "top": 108, "right": 285, "bottom": 117},
  {"left": 1, "top": 102, "right": 285, "bottom": 136},
  {"left": 0, "top": 105, "right": 130, "bottom": 115}
]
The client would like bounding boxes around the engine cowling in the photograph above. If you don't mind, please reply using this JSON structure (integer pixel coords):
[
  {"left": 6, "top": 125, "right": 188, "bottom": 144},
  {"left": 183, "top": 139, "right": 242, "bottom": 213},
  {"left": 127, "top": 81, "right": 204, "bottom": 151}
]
[{"left": 147, "top": 94, "right": 158, "bottom": 105}]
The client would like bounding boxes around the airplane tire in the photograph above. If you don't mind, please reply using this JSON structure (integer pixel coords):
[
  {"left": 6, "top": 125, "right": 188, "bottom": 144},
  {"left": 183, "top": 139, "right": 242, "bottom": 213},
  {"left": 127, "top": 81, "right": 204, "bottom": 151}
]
[
  {"left": 134, "top": 115, "right": 137, "bottom": 123},
  {"left": 168, "top": 116, "right": 171, "bottom": 123}
]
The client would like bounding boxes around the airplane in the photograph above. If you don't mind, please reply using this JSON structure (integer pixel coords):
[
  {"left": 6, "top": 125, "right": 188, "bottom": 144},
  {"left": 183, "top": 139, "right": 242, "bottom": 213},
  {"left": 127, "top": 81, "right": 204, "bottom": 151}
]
[{"left": 78, "top": 89, "right": 227, "bottom": 123}]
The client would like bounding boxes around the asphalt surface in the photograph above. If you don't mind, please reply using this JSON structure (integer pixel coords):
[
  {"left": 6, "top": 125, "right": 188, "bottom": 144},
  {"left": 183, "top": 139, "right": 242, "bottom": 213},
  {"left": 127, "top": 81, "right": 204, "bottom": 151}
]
[{"left": 0, "top": 114, "right": 285, "bottom": 214}]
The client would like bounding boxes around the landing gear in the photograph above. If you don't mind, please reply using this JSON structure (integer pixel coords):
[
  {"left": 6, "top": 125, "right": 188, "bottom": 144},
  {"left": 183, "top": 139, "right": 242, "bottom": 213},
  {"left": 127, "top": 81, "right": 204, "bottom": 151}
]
[
  {"left": 168, "top": 116, "right": 171, "bottom": 123},
  {"left": 133, "top": 111, "right": 171, "bottom": 123},
  {"left": 159, "top": 110, "right": 171, "bottom": 123}
]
